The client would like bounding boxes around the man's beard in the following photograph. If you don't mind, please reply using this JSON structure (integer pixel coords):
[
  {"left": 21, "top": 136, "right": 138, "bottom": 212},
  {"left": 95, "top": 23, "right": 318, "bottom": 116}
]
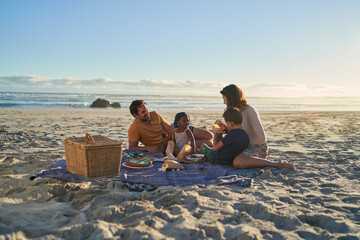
[{"left": 140, "top": 114, "right": 150, "bottom": 122}]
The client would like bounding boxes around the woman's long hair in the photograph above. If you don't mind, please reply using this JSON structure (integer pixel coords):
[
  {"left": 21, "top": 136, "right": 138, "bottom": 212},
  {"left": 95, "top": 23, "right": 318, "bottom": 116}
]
[{"left": 220, "top": 84, "right": 248, "bottom": 111}]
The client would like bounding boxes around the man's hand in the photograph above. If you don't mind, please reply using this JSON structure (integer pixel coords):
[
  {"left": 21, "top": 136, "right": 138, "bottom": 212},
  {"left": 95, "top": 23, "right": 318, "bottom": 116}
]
[
  {"left": 129, "top": 140, "right": 160, "bottom": 152},
  {"left": 162, "top": 132, "right": 172, "bottom": 141},
  {"left": 144, "top": 146, "right": 160, "bottom": 152}
]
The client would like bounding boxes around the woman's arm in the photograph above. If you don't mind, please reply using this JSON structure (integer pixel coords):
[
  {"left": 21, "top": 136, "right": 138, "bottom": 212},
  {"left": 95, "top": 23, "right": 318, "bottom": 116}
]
[{"left": 247, "top": 107, "right": 266, "bottom": 145}]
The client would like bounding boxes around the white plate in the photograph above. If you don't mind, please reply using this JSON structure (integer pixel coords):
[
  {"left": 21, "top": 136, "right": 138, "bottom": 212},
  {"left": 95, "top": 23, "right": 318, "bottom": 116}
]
[
  {"left": 185, "top": 154, "right": 205, "bottom": 161},
  {"left": 122, "top": 162, "right": 153, "bottom": 169}
]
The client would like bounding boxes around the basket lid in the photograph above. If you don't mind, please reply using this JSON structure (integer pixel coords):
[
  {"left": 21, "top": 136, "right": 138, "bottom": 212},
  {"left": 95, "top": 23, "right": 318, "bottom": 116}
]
[{"left": 64, "top": 134, "right": 122, "bottom": 148}]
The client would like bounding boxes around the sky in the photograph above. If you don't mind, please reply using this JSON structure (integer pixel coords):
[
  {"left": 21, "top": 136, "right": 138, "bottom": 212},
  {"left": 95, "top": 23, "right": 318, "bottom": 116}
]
[{"left": 1, "top": 0, "right": 359, "bottom": 97}]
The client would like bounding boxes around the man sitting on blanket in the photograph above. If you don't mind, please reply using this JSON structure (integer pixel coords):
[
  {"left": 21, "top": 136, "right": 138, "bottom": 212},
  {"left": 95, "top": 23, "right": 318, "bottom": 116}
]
[{"left": 128, "top": 100, "right": 173, "bottom": 152}]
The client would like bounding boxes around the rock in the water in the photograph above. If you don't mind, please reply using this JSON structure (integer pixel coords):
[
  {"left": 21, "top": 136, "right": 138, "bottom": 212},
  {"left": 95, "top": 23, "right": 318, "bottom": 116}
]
[
  {"left": 90, "top": 98, "right": 121, "bottom": 108},
  {"left": 110, "top": 102, "right": 121, "bottom": 108},
  {"left": 90, "top": 98, "right": 110, "bottom": 108}
]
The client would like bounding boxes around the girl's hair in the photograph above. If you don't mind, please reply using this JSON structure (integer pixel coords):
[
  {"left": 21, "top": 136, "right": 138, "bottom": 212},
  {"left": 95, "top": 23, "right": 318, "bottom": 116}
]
[
  {"left": 220, "top": 84, "right": 247, "bottom": 110},
  {"left": 173, "top": 112, "right": 189, "bottom": 128}
]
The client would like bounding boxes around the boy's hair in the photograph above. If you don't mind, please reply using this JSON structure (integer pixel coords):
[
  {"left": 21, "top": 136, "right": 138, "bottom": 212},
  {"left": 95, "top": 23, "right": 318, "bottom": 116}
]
[
  {"left": 129, "top": 100, "right": 146, "bottom": 115},
  {"left": 223, "top": 107, "right": 242, "bottom": 125},
  {"left": 173, "top": 112, "right": 189, "bottom": 128}
]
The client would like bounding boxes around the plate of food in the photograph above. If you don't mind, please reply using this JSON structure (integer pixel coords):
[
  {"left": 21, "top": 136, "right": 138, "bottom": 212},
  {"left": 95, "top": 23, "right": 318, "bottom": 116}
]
[
  {"left": 122, "top": 162, "right": 153, "bottom": 169},
  {"left": 122, "top": 152, "right": 153, "bottom": 168},
  {"left": 182, "top": 154, "right": 206, "bottom": 164}
]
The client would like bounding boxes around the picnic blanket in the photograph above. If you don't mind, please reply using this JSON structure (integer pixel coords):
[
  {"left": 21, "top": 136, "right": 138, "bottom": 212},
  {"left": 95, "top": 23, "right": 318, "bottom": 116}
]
[{"left": 31, "top": 150, "right": 281, "bottom": 188}]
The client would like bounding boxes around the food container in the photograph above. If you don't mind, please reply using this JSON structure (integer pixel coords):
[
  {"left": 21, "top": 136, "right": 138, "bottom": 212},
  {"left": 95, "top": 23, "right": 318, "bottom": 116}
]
[
  {"left": 64, "top": 133, "right": 122, "bottom": 177},
  {"left": 176, "top": 144, "right": 191, "bottom": 160},
  {"left": 213, "top": 123, "right": 221, "bottom": 133}
]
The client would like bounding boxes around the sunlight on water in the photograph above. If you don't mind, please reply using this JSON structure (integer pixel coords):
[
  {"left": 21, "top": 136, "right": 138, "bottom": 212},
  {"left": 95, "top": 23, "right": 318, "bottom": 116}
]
[{"left": 0, "top": 92, "right": 359, "bottom": 111}]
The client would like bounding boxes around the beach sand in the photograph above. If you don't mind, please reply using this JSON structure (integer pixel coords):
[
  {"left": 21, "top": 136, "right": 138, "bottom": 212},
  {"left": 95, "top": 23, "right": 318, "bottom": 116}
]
[{"left": 0, "top": 109, "right": 359, "bottom": 239}]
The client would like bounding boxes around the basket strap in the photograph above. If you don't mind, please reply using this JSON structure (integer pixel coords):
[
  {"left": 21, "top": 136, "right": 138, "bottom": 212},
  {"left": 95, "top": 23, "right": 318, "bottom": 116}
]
[{"left": 86, "top": 133, "right": 96, "bottom": 143}]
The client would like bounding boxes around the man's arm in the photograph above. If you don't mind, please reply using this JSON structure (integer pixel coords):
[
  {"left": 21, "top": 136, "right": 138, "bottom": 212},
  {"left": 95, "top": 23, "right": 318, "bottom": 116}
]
[
  {"left": 158, "top": 113, "right": 174, "bottom": 137},
  {"left": 128, "top": 123, "right": 159, "bottom": 152},
  {"left": 128, "top": 139, "right": 160, "bottom": 152}
]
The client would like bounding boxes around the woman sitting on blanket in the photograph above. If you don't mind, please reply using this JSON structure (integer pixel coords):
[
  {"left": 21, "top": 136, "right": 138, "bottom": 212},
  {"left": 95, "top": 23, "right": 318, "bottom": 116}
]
[{"left": 218, "top": 84, "right": 296, "bottom": 170}]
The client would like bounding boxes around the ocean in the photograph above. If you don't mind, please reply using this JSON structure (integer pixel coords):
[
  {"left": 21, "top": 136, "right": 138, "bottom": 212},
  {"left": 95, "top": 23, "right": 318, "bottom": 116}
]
[{"left": 0, "top": 92, "right": 359, "bottom": 111}]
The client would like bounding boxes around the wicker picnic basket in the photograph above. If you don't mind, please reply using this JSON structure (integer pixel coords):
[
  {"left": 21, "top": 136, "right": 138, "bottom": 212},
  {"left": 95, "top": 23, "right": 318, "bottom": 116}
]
[{"left": 64, "top": 133, "right": 123, "bottom": 177}]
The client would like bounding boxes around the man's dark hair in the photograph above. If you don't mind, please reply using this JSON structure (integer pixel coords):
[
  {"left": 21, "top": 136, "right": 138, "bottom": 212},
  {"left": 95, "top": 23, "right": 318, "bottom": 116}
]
[
  {"left": 222, "top": 107, "right": 242, "bottom": 125},
  {"left": 129, "top": 100, "right": 146, "bottom": 116}
]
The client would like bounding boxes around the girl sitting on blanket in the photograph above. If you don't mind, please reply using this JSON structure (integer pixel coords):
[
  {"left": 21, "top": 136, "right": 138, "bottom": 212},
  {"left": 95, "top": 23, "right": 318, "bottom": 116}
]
[{"left": 173, "top": 112, "right": 196, "bottom": 156}]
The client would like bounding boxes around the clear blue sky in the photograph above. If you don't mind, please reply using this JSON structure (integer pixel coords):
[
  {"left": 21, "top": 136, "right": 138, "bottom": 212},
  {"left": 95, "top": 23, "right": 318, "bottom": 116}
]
[{"left": 1, "top": 0, "right": 359, "bottom": 96}]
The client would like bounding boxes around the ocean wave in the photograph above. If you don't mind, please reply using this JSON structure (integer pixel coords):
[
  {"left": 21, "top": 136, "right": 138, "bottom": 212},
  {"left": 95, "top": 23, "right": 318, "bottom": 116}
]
[
  {"left": 1, "top": 92, "right": 360, "bottom": 111},
  {"left": 0, "top": 103, "right": 19, "bottom": 107}
]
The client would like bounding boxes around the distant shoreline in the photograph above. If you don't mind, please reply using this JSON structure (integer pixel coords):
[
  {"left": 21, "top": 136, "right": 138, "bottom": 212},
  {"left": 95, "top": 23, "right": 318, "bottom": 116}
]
[{"left": 1, "top": 92, "right": 360, "bottom": 111}]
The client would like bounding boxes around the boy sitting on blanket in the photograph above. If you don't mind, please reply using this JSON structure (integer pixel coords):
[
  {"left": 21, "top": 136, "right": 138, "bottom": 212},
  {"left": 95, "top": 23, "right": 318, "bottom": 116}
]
[{"left": 199, "top": 107, "right": 250, "bottom": 165}]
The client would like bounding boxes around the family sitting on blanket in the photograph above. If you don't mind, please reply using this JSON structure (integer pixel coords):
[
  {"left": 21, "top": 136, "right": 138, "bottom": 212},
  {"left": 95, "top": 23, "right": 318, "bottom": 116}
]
[{"left": 128, "top": 84, "right": 295, "bottom": 171}]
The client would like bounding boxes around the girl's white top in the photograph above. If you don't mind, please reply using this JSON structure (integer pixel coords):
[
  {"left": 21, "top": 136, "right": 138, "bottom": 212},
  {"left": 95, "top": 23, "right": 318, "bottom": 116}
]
[{"left": 174, "top": 129, "right": 190, "bottom": 152}]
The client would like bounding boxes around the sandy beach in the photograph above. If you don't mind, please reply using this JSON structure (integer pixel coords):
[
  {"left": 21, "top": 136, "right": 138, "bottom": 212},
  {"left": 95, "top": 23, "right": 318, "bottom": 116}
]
[{"left": 0, "top": 108, "right": 359, "bottom": 239}]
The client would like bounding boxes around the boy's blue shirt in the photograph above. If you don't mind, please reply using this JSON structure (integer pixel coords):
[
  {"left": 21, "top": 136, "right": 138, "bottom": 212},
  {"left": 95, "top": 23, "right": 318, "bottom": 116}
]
[{"left": 212, "top": 128, "right": 250, "bottom": 165}]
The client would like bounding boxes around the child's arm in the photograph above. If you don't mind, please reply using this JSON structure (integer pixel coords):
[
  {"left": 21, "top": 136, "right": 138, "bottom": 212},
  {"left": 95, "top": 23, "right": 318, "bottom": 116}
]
[
  {"left": 212, "top": 132, "right": 224, "bottom": 151},
  {"left": 212, "top": 140, "right": 224, "bottom": 151},
  {"left": 185, "top": 128, "right": 196, "bottom": 154}
]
